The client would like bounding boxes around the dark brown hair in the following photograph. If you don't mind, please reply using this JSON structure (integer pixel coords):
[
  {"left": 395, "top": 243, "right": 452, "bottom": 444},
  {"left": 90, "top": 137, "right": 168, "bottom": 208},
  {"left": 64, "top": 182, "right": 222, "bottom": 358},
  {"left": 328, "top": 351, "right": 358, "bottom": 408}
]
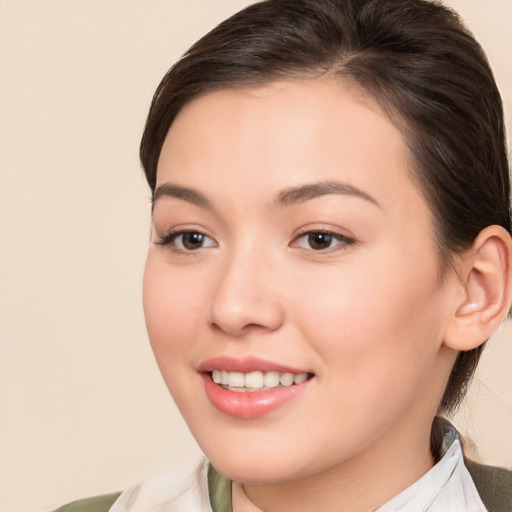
[{"left": 140, "top": 0, "right": 511, "bottom": 413}]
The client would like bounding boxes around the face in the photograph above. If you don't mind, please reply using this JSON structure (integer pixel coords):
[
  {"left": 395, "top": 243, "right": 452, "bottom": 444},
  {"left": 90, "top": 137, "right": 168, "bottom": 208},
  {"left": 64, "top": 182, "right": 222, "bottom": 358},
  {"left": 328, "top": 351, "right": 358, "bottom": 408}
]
[{"left": 143, "top": 80, "right": 459, "bottom": 485}]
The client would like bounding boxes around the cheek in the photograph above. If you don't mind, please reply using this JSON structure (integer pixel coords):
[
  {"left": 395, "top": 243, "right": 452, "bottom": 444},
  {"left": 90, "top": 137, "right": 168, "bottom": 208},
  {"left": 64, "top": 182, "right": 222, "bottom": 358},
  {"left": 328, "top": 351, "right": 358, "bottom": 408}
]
[
  {"left": 289, "top": 248, "right": 446, "bottom": 380},
  {"left": 142, "top": 253, "right": 205, "bottom": 366},
  {"left": 286, "top": 258, "right": 448, "bottom": 445}
]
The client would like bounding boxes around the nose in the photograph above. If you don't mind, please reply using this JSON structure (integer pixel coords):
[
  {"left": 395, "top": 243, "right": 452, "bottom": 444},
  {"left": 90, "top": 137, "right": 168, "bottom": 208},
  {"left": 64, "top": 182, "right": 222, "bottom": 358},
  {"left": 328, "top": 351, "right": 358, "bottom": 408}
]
[{"left": 208, "top": 247, "right": 285, "bottom": 337}]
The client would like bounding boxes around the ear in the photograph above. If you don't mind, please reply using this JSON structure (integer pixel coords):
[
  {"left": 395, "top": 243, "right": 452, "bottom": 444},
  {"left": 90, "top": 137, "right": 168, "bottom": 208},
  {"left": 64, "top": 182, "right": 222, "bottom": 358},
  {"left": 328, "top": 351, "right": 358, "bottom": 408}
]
[{"left": 443, "top": 225, "right": 512, "bottom": 351}]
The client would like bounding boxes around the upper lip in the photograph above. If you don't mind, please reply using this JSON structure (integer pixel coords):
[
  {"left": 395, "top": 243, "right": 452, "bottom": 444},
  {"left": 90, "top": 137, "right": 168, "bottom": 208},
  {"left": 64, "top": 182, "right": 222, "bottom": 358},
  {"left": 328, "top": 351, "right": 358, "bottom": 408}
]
[{"left": 198, "top": 356, "right": 311, "bottom": 374}]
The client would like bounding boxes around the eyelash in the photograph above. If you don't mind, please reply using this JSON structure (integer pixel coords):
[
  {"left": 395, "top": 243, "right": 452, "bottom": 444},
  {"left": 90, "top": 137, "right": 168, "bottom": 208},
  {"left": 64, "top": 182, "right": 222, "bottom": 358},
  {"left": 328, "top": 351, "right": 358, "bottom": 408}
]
[{"left": 155, "top": 229, "right": 355, "bottom": 254}]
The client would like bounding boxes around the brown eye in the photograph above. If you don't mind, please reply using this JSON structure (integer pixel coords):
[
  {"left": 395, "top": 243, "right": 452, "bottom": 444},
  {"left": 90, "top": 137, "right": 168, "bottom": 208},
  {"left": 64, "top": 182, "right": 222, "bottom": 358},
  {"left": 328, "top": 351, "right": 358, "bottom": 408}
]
[
  {"left": 307, "top": 232, "right": 333, "bottom": 250},
  {"left": 291, "top": 230, "right": 354, "bottom": 252},
  {"left": 181, "top": 232, "right": 206, "bottom": 250},
  {"left": 156, "top": 230, "right": 216, "bottom": 252}
]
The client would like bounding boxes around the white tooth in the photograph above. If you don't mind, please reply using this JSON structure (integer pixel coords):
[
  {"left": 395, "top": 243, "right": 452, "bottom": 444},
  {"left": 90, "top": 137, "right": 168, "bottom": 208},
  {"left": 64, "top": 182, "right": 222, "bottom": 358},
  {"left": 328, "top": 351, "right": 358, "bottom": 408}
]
[
  {"left": 245, "top": 371, "right": 264, "bottom": 388},
  {"left": 229, "top": 371, "right": 245, "bottom": 388},
  {"left": 280, "top": 372, "right": 294, "bottom": 386},
  {"left": 221, "top": 370, "right": 230, "bottom": 385},
  {"left": 227, "top": 386, "right": 246, "bottom": 392},
  {"left": 293, "top": 373, "right": 308, "bottom": 384},
  {"left": 263, "top": 371, "right": 280, "bottom": 388},
  {"left": 212, "top": 369, "right": 222, "bottom": 384}
]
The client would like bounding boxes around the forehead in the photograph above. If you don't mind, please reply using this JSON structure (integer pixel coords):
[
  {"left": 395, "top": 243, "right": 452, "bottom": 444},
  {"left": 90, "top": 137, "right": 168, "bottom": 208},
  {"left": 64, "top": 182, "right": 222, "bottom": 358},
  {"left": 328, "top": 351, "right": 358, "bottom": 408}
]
[
  {"left": 165, "top": 79, "right": 401, "bottom": 156},
  {"left": 157, "top": 79, "right": 420, "bottom": 212}
]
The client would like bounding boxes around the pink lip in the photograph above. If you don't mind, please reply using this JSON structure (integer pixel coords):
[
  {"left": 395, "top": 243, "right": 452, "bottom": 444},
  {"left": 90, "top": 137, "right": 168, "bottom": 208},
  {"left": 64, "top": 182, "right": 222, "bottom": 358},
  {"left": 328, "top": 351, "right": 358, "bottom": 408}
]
[
  {"left": 198, "top": 356, "right": 309, "bottom": 374},
  {"left": 198, "top": 356, "right": 314, "bottom": 419}
]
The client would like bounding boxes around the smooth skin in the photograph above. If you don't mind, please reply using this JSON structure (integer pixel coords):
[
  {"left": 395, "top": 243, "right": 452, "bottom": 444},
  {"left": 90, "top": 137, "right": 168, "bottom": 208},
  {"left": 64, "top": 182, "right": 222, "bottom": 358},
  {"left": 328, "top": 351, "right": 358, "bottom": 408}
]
[{"left": 143, "top": 79, "right": 512, "bottom": 512}]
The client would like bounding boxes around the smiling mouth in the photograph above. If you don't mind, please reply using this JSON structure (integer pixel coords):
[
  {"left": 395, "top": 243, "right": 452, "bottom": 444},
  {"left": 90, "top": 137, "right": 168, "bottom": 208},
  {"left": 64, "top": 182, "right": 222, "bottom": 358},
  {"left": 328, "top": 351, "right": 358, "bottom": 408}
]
[{"left": 210, "top": 369, "right": 313, "bottom": 392}]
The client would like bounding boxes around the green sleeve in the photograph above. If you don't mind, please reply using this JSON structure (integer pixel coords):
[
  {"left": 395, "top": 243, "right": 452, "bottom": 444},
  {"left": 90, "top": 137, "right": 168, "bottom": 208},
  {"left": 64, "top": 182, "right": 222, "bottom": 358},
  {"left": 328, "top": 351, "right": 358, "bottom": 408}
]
[{"left": 52, "top": 492, "right": 122, "bottom": 512}]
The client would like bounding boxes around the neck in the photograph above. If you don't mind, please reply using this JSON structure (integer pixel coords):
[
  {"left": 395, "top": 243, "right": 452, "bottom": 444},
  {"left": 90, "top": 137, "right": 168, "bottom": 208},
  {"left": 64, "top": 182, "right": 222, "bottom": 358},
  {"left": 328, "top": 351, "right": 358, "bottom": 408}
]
[{"left": 241, "top": 418, "right": 435, "bottom": 512}]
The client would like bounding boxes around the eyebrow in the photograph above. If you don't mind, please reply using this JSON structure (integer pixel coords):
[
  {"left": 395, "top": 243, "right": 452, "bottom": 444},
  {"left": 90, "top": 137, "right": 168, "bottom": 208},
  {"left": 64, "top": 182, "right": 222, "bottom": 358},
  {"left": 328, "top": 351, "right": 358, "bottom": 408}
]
[
  {"left": 153, "top": 183, "right": 212, "bottom": 209},
  {"left": 275, "top": 180, "right": 380, "bottom": 208}
]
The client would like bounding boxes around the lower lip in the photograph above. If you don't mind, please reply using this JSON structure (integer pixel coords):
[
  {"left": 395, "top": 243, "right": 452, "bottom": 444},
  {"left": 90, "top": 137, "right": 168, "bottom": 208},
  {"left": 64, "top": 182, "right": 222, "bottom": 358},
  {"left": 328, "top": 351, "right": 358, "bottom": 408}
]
[{"left": 202, "top": 373, "right": 312, "bottom": 419}]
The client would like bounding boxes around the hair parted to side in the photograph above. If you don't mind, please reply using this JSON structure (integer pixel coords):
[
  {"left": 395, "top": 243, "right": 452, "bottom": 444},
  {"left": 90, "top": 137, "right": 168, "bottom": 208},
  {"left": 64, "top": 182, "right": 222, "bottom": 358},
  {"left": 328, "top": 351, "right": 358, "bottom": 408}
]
[{"left": 140, "top": 0, "right": 511, "bottom": 414}]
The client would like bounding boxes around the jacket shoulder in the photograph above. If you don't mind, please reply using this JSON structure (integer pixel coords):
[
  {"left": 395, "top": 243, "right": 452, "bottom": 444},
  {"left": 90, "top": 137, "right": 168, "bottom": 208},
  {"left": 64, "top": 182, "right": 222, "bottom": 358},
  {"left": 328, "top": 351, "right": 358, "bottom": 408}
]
[
  {"left": 465, "top": 459, "right": 512, "bottom": 512},
  {"left": 52, "top": 492, "right": 122, "bottom": 512}
]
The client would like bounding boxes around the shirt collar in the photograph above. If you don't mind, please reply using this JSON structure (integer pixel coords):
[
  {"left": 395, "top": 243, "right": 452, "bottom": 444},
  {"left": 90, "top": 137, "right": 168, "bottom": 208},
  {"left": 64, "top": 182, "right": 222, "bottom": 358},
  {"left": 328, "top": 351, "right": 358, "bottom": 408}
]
[{"left": 376, "top": 437, "right": 486, "bottom": 511}]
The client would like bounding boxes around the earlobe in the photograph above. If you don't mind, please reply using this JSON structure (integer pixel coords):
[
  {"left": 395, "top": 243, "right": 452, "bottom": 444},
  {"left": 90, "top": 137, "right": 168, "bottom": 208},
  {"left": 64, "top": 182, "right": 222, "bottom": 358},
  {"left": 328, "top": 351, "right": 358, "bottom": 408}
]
[{"left": 443, "top": 225, "right": 512, "bottom": 351}]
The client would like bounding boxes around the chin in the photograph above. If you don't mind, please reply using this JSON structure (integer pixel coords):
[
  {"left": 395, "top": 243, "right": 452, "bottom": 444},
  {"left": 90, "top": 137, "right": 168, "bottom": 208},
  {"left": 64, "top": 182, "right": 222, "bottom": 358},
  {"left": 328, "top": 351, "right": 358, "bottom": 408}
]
[
  {"left": 210, "top": 455, "right": 301, "bottom": 485},
  {"left": 202, "top": 433, "right": 328, "bottom": 485}
]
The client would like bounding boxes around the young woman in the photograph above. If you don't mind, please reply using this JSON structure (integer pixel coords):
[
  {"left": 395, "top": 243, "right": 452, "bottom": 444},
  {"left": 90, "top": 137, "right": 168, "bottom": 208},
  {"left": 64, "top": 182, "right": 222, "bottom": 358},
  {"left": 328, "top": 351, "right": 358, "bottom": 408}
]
[{"left": 55, "top": 0, "right": 512, "bottom": 510}]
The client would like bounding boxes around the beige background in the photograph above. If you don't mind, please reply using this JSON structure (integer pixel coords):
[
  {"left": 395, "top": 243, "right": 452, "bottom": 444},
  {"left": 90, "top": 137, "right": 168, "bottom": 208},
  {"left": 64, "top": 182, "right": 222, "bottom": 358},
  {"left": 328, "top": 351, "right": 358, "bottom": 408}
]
[{"left": 1, "top": 1, "right": 511, "bottom": 511}]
